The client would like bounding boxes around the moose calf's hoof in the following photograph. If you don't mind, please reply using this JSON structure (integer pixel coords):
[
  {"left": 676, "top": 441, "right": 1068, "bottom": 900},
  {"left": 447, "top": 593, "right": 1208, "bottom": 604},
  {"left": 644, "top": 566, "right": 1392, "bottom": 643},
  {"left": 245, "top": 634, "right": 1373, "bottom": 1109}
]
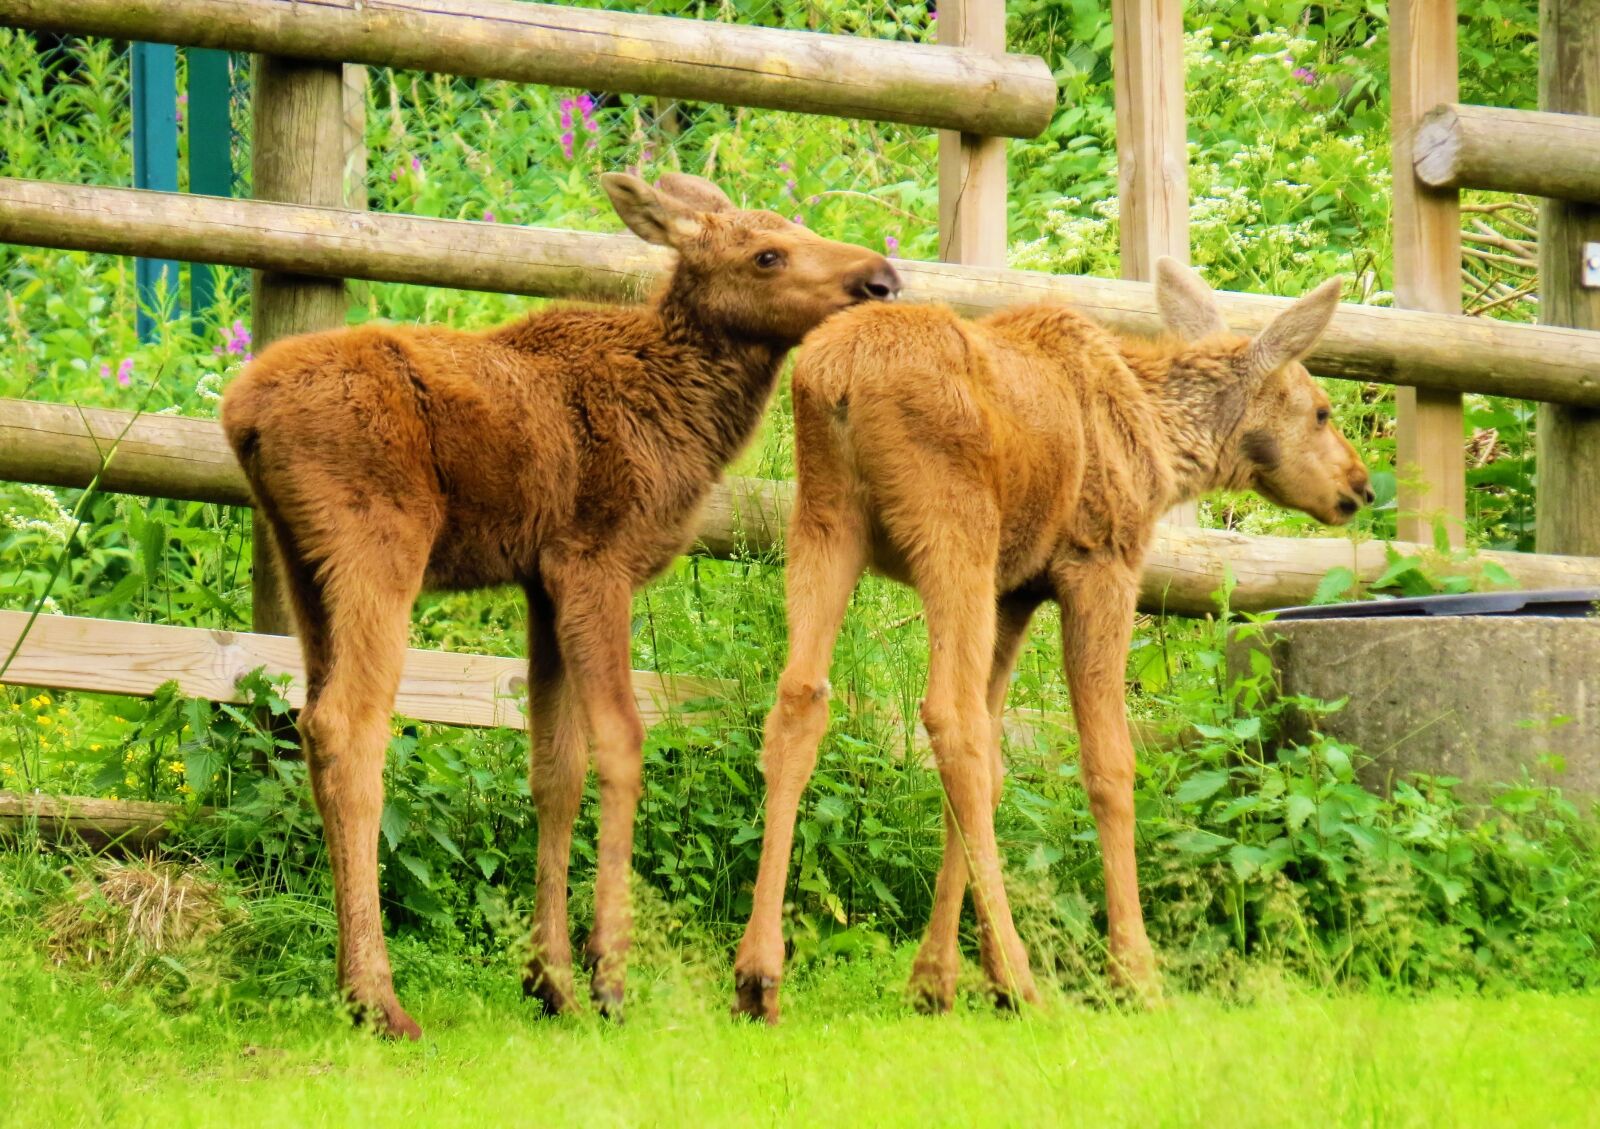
[
  {"left": 353, "top": 998, "right": 423, "bottom": 1041},
  {"left": 523, "top": 964, "right": 580, "bottom": 1018},
  {"left": 732, "top": 972, "right": 782, "bottom": 1025},
  {"left": 907, "top": 967, "right": 956, "bottom": 1016}
]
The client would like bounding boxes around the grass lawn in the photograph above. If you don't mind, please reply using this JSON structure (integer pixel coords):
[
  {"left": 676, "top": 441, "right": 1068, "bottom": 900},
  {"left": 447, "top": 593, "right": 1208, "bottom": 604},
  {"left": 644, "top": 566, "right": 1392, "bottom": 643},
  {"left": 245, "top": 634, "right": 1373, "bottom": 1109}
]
[{"left": 3, "top": 940, "right": 1596, "bottom": 1129}]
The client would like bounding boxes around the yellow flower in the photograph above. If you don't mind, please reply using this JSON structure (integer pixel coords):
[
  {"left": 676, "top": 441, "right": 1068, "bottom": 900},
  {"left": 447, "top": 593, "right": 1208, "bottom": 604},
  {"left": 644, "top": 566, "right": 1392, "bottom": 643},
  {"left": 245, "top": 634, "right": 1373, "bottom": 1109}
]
[
  {"left": 36, "top": 716, "right": 53, "bottom": 728},
  {"left": 1, "top": 764, "right": 15, "bottom": 777},
  {"left": 167, "top": 761, "right": 185, "bottom": 775},
  {"left": 89, "top": 744, "right": 102, "bottom": 752},
  {"left": 177, "top": 783, "right": 194, "bottom": 796},
  {"left": 123, "top": 773, "right": 138, "bottom": 789},
  {"left": 123, "top": 751, "right": 136, "bottom": 765},
  {"left": 56, "top": 707, "right": 68, "bottom": 716}
]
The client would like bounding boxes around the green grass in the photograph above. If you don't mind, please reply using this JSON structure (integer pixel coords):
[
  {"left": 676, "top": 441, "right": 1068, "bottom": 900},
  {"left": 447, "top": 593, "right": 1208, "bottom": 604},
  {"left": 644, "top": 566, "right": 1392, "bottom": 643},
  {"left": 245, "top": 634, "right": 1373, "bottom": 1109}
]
[{"left": 3, "top": 938, "right": 1597, "bottom": 1129}]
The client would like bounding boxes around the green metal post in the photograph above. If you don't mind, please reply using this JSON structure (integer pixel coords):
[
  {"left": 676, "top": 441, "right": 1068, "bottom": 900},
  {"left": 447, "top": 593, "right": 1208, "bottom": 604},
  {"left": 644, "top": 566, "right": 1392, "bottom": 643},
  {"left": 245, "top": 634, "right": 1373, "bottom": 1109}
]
[
  {"left": 131, "top": 42, "right": 179, "bottom": 341},
  {"left": 186, "top": 48, "right": 233, "bottom": 333}
]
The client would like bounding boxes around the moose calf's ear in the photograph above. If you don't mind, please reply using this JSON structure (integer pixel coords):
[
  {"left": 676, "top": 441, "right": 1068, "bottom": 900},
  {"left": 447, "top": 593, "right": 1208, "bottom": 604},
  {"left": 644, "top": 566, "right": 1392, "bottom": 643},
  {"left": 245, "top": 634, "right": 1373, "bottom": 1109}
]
[
  {"left": 601, "top": 172, "right": 701, "bottom": 247},
  {"left": 655, "top": 173, "right": 736, "bottom": 214},
  {"left": 1155, "top": 256, "right": 1229, "bottom": 342},
  {"left": 1245, "top": 276, "right": 1343, "bottom": 381}
]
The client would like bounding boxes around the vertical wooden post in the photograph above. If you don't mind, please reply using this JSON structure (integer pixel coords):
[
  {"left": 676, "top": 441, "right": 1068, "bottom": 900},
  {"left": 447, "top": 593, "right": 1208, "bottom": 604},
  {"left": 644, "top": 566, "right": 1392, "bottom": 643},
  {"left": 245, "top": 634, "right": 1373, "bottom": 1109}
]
[
  {"left": 937, "top": 0, "right": 1007, "bottom": 269},
  {"left": 132, "top": 42, "right": 179, "bottom": 341},
  {"left": 249, "top": 56, "right": 348, "bottom": 634},
  {"left": 1536, "top": 0, "right": 1600, "bottom": 556},
  {"left": 1113, "top": 0, "right": 1193, "bottom": 524},
  {"left": 1391, "top": 0, "right": 1466, "bottom": 545}
]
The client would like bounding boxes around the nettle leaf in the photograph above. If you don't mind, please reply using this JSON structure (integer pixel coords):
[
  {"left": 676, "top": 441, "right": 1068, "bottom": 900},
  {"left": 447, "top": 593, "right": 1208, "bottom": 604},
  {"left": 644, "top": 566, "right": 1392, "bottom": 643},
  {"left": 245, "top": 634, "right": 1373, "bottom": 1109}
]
[
  {"left": 380, "top": 802, "right": 409, "bottom": 851},
  {"left": 1285, "top": 793, "right": 1316, "bottom": 832},
  {"left": 1174, "top": 769, "right": 1231, "bottom": 805},
  {"left": 1311, "top": 566, "right": 1356, "bottom": 605},
  {"left": 474, "top": 850, "right": 501, "bottom": 881},
  {"left": 396, "top": 852, "right": 432, "bottom": 888},
  {"left": 427, "top": 825, "right": 465, "bottom": 862},
  {"left": 1167, "top": 829, "right": 1233, "bottom": 856}
]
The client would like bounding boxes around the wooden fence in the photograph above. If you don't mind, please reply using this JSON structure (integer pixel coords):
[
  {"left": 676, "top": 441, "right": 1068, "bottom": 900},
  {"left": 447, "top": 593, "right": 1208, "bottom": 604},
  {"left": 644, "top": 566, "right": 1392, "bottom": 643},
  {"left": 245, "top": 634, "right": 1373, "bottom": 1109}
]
[{"left": 2, "top": 0, "right": 1600, "bottom": 759}]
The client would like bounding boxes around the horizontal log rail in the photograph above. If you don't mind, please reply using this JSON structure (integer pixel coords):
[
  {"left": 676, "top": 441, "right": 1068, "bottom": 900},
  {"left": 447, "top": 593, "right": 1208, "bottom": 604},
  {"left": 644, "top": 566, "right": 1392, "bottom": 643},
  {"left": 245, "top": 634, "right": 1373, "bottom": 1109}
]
[
  {"left": 7, "top": 398, "right": 1600, "bottom": 617},
  {"left": 0, "top": 791, "right": 190, "bottom": 850},
  {"left": 1414, "top": 103, "right": 1600, "bottom": 205},
  {"left": 0, "top": 608, "right": 720, "bottom": 730},
  {"left": 4, "top": 179, "right": 1599, "bottom": 407},
  {"left": 0, "top": 0, "right": 1056, "bottom": 139}
]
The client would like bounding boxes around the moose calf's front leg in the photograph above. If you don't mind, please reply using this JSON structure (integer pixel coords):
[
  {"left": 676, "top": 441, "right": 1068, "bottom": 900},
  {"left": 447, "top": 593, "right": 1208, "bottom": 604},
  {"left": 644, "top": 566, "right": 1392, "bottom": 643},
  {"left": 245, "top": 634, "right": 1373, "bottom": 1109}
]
[{"left": 1059, "top": 566, "right": 1159, "bottom": 999}]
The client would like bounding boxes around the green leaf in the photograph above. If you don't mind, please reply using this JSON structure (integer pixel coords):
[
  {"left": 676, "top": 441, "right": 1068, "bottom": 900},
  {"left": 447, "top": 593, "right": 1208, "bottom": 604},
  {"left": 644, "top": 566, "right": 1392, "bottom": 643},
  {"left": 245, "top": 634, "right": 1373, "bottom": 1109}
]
[
  {"left": 427, "top": 825, "right": 465, "bottom": 862},
  {"left": 1174, "top": 769, "right": 1231, "bottom": 805},
  {"left": 396, "top": 852, "right": 432, "bottom": 888},
  {"left": 1286, "top": 793, "right": 1316, "bottom": 832},
  {"left": 1167, "top": 829, "right": 1233, "bottom": 856},
  {"left": 380, "top": 803, "right": 408, "bottom": 851},
  {"left": 474, "top": 851, "right": 501, "bottom": 881},
  {"left": 1311, "top": 566, "right": 1356, "bottom": 605}
]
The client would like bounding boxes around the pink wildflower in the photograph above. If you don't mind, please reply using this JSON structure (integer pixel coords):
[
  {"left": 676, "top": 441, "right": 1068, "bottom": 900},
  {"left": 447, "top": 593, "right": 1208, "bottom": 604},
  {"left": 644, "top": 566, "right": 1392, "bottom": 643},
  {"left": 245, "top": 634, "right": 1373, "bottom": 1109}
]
[
  {"left": 116, "top": 358, "right": 133, "bottom": 387},
  {"left": 885, "top": 234, "right": 899, "bottom": 255}
]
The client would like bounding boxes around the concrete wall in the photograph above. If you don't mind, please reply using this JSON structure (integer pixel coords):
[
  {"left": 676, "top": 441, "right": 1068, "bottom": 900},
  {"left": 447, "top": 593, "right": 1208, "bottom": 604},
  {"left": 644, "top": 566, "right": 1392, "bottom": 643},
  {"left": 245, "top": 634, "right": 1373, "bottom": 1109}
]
[{"left": 1228, "top": 616, "right": 1600, "bottom": 797}]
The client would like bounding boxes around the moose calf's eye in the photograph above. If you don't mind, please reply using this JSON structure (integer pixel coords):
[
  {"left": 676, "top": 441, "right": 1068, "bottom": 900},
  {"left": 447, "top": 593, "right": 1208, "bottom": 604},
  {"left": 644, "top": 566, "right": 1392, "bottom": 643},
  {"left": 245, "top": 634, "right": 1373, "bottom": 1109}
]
[
  {"left": 1315, "top": 407, "right": 1330, "bottom": 426},
  {"left": 755, "top": 250, "right": 784, "bottom": 269}
]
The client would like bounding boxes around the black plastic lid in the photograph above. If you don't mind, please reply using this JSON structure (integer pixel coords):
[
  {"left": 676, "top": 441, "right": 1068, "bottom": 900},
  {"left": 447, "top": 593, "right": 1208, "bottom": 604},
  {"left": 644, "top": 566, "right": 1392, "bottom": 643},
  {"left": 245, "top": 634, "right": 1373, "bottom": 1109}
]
[{"left": 1271, "top": 588, "right": 1600, "bottom": 621}]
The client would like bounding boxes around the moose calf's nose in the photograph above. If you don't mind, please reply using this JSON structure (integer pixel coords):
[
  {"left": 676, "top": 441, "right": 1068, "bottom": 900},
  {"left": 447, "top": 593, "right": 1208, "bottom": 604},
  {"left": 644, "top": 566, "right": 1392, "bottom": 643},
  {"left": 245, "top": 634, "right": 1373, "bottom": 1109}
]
[{"left": 853, "top": 262, "right": 902, "bottom": 301}]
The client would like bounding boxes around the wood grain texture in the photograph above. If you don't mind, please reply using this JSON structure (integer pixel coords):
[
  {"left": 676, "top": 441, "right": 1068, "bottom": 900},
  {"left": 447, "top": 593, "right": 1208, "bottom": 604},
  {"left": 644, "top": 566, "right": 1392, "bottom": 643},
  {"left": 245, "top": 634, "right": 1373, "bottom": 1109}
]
[
  {"left": 0, "top": 791, "right": 189, "bottom": 849},
  {"left": 1536, "top": 0, "right": 1600, "bottom": 556},
  {"left": 5, "top": 181, "right": 1600, "bottom": 405},
  {"left": 250, "top": 54, "right": 348, "bottom": 634},
  {"left": 936, "top": 0, "right": 1008, "bottom": 269},
  {"left": 1112, "top": 0, "right": 1195, "bottom": 526},
  {"left": 0, "top": 610, "right": 720, "bottom": 729},
  {"left": 1414, "top": 103, "right": 1600, "bottom": 204},
  {"left": 1390, "top": 0, "right": 1466, "bottom": 545},
  {"left": 0, "top": 0, "right": 1056, "bottom": 138},
  {"left": 7, "top": 401, "right": 1600, "bottom": 617}
]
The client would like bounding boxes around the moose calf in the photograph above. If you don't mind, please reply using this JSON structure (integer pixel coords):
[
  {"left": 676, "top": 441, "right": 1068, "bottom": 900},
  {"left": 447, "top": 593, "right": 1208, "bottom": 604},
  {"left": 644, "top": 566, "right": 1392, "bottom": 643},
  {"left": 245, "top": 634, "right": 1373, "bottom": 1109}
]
[
  {"left": 733, "top": 258, "right": 1370, "bottom": 1021},
  {"left": 222, "top": 173, "right": 899, "bottom": 1038}
]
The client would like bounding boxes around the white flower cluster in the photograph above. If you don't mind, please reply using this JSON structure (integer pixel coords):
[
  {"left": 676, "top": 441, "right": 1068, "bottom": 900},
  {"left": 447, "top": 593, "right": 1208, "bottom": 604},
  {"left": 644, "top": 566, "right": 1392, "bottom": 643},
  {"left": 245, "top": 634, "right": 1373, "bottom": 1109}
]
[{"left": 4, "top": 483, "right": 76, "bottom": 544}]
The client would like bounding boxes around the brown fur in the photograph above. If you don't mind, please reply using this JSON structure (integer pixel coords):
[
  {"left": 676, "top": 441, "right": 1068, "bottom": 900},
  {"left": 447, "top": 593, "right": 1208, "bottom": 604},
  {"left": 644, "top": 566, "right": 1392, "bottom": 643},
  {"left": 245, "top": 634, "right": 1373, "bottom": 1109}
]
[
  {"left": 732, "top": 258, "right": 1370, "bottom": 1021},
  {"left": 220, "top": 173, "right": 899, "bottom": 1038}
]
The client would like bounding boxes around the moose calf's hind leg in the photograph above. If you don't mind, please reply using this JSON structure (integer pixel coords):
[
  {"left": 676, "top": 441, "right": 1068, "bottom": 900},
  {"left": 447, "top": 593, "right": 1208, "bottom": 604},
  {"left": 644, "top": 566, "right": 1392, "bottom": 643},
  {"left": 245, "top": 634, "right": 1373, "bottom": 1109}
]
[
  {"left": 549, "top": 571, "right": 644, "bottom": 1020},
  {"left": 303, "top": 568, "right": 427, "bottom": 1041},
  {"left": 910, "top": 593, "right": 1039, "bottom": 1013},
  {"left": 522, "top": 591, "right": 587, "bottom": 1016},
  {"left": 733, "top": 512, "right": 864, "bottom": 1024},
  {"left": 915, "top": 559, "right": 1038, "bottom": 1011}
]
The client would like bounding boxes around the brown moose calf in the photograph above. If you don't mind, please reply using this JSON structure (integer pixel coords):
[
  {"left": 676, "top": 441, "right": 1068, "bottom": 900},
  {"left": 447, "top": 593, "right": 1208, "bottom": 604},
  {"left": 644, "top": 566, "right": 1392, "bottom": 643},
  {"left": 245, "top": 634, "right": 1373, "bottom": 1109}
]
[
  {"left": 222, "top": 173, "right": 899, "bottom": 1039},
  {"left": 733, "top": 258, "right": 1371, "bottom": 1021}
]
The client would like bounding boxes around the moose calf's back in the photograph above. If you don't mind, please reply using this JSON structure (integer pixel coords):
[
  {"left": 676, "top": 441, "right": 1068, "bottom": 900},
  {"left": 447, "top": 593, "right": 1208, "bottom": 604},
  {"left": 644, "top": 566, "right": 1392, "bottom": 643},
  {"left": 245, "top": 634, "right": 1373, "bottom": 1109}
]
[{"left": 795, "top": 301, "right": 1180, "bottom": 588}]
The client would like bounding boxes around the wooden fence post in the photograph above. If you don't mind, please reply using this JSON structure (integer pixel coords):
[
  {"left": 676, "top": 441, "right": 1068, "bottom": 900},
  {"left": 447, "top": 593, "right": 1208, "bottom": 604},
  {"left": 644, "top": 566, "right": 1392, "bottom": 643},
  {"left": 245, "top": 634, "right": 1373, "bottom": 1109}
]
[
  {"left": 1112, "top": 0, "right": 1193, "bottom": 524},
  {"left": 937, "top": 0, "right": 1007, "bottom": 270},
  {"left": 249, "top": 55, "right": 349, "bottom": 634},
  {"left": 1391, "top": 0, "right": 1466, "bottom": 546},
  {"left": 1536, "top": 0, "right": 1600, "bottom": 556}
]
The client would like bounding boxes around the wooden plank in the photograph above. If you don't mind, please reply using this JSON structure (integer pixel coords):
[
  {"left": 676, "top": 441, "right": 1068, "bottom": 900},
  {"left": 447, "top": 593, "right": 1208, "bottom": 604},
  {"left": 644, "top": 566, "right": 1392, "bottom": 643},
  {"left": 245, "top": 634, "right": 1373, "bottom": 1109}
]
[
  {"left": 7, "top": 179, "right": 1599, "bottom": 406},
  {"left": 1536, "top": 0, "right": 1600, "bottom": 556},
  {"left": 0, "top": 610, "right": 721, "bottom": 729},
  {"left": 936, "top": 0, "right": 1007, "bottom": 269},
  {"left": 248, "top": 53, "right": 349, "bottom": 634},
  {"left": 1112, "top": 0, "right": 1194, "bottom": 526},
  {"left": 1391, "top": 0, "right": 1466, "bottom": 545},
  {"left": 7, "top": 400, "right": 1600, "bottom": 617},
  {"left": 0, "top": 0, "right": 1056, "bottom": 139},
  {"left": 1414, "top": 103, "right": 1600, "bottom": 204}
]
